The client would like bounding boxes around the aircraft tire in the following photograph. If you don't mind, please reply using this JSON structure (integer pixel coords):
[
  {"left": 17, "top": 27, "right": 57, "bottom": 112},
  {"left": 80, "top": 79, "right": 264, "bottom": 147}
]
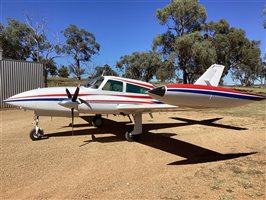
[
  {"left": 29, "top": 128, "right": 44, "bottom": 141},
  {"left": 92, "top": 116, "right": 104, "bottom": 128},
  {"left": 125, "top": 130, "right": 141, "bottom": 142}
]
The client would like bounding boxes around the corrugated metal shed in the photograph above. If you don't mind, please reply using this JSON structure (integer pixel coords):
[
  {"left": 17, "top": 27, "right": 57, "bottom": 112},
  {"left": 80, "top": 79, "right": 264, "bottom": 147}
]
[{"left": 0, "top": 60, "right": 44, "bottom": 108}]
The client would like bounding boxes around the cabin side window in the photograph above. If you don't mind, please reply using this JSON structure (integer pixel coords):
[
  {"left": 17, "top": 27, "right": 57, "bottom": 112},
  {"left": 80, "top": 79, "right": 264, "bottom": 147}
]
[
  {"left": 102, "top": 80, "right": 123, "bottom": 92},
  {"left": 126, "top": 83, "right": 150, "bottom": 94}
]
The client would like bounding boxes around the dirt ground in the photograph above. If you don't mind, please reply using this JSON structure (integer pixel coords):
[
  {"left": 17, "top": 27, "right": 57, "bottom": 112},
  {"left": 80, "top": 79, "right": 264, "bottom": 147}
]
[{"left": 0, "top": 108, "right": 265, "bottom": 200}]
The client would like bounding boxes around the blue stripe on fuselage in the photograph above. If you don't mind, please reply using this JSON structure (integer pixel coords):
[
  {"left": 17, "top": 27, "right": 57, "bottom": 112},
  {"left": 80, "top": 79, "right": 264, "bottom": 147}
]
[
  {"left": 167, "top": 89, "right": 264, "bottom": 101},
  {"left": 4, "top": 98, "right": 67, "bottom": 103},
  {"left": 4, "top": 98, "right": 166, "bottom": 105}
]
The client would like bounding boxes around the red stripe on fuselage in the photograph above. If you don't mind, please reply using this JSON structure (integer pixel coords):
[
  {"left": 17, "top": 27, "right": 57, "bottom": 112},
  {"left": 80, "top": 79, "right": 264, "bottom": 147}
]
[
  {"left": 85, "top": 100, "right": 154, "bottom": 104},
  {"left": 8, "top": 93, "right": 152, "bottom": 100}
]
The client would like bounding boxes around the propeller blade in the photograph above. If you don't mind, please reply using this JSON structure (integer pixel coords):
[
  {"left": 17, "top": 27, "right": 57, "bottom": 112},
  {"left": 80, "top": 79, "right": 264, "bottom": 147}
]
[
  {"left": 66, "top": 88, "right": 72, "bottom": 98},
  {"left": 79, "top": 98, "right": 92, "bottom": 110},
  {"left": 71, "top": 108, "right": 74, "bottom": 136},
  {"left": 72, "top": 87, "right": 80, "bottom": 102}
]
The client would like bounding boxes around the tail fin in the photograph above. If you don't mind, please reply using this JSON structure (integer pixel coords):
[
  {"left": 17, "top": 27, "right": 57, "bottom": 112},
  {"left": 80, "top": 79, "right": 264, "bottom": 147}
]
[{"left": 194, "top": 64, "right": 225, "bottom": 86}]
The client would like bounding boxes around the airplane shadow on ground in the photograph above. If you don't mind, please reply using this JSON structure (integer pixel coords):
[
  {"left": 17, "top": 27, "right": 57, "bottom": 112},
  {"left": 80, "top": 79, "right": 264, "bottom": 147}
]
[{"left": 46, "top": 117, "right": 255, "bottom": 165}]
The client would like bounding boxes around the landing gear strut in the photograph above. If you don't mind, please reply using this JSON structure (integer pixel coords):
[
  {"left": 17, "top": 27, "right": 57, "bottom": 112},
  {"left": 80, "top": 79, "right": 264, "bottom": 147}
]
[
  {"left": 125, "top": 113, "right": 142, "bottom": 142},
  {"left": 29, "top": 116, "right": 44, "bottom": 141}
]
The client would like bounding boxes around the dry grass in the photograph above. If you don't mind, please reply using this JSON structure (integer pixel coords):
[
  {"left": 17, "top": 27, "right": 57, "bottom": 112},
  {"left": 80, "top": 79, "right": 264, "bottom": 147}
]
[{"left": 48, "top": 77, "right": 87, "bottom": 87}]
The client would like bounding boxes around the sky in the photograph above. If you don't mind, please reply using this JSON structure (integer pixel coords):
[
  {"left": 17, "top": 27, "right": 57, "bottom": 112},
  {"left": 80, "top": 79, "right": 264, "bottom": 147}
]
[{"left": 1, "top": 0, "right": 265, "bottom": 84}]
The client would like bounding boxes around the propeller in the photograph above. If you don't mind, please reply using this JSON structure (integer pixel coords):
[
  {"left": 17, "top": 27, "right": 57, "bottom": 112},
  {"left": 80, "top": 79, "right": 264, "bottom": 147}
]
[
  {"left": 66, "top": 87, "right": 80, "bottom": 135},
  {"left": 61, "top": 87, "right": 92, "bottom": 135},
  {"left": 78, "top": 98, "right": 92, "bottom": 110}
]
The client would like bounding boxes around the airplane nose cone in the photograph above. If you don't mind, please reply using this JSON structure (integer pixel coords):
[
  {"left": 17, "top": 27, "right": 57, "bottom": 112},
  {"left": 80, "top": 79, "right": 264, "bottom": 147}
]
[{"left": 148, "top": 86, "right": 166, "bottom": 97}]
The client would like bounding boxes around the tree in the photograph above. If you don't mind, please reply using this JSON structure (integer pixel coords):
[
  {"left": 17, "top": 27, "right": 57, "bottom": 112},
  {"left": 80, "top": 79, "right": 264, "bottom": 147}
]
[
  {"left": 154, "top": 1, "right": 262, "bottom": 84},
  {"left": 203, "top": 20, "right": 263, "bottom": 86},
  {"left": 116, "top": 51, "right": 163, "bottom": 82},
  {"left": 90, "top": 64, "right": 118, "bottom": 79},
  {"left": 25, "top": 15, "right": 61, "bottom": 87},
  {"left": 61, "top": 24, "right": 100, "bottom": 80},
  {"left": 153, "top": 0, "right": 207, "bottom": 83},
  {"left": 155, "top": 59, "right": 176, "bottom": 82},
  {"left": 0, "top": 17, "right": 61, "bottom": 87},
  {"left": 46, "top": 59, "right": 58, "bottom": 76},
  {"left": 58, "top": 66, "right": 69, "bottom": 78},
  {"left": 0, "top": 19, "right": 32, "bottom": 60}
]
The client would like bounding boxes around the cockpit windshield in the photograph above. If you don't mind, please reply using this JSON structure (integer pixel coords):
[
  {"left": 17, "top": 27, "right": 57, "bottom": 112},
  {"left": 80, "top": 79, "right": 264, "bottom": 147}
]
[{"left": 83, "top": 76, "right": 104, "bottom": 89}]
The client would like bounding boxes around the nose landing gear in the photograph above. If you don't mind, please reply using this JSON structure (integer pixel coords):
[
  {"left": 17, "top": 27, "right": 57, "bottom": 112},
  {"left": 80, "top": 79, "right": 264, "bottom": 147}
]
[{"left": 29, "top": 116, "right": 44, "bottom": 141}]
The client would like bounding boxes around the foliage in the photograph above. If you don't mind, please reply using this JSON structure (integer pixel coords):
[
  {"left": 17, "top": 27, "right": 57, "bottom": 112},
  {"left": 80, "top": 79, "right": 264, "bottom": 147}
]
[
  {"left": 153, "top": 0, "right": 207, "bottom": 83},
  {"left": 0, "top": 19, "right": 33, "bottom": 60},
  {"left": 60, "top": 24, "right": 100, "bottom": 80},
  {"left": 58, "top": 66, "right": 70, "bottom": 78},
  {"left": 155, "top": 59, "right": 176, "bottom": 82},
  {"left": 90, "top": 64, "right": 118, "bottom": 79},
  {"left": 0, "top": 17, "right": 61, "bottom": 87},
  {"left": 46, "top": 59, "right": 58, "bottom": 76},
  {"left": 156, "top": 0, "right": 206, "bottom": 37},
  {"left": 116, "top": 51, "right": 163, "bottom": 82},
  {"left": 153, "top": 0, "right": 263, "bottom": 85},
  {"left": 69, "top": 64, "right": 85, "bottom": 79},
  {"left": 203, "top": 20, "right": 262, "bottom": 77},
  {"left": 229, "top": 41, "right": 263, "bottom": 86}
]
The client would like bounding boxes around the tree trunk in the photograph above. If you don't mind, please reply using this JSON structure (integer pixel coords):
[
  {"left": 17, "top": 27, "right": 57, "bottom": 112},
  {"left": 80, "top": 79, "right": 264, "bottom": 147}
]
[
  {"left": 180, "top": 59, "right": 187, "bottom": 84},
  {"left": 77, "top": 59, "right": 81, "bottom": 81}
]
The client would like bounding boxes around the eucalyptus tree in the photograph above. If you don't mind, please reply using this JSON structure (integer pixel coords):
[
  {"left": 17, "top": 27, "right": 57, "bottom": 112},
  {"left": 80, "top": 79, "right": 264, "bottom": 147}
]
[
  {"left": 90, "top": 64, "right": 118, "bottom": 79},
  {"left": 153, "top": 0, "right": 207, "bottom": 83},
  {"left": 116, "top": 51, "right": 163, "bottom": 82},
  {"left": 0, "top": 19, "right": 32, "bottom": 60},
  {"left": 61, "top": 24, "right": 100, "bottom": 80}
]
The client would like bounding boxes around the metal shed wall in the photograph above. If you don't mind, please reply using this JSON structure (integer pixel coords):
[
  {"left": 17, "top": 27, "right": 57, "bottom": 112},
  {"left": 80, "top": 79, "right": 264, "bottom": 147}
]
[{"left": 0, "top": 60, "right": 44, "bottom": 108}]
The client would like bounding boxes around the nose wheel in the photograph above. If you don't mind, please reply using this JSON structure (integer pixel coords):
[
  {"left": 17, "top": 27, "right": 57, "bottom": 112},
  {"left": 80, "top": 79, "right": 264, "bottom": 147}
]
[
  {"left": 29, "top": 128, "right": 44, "bottom": 141},
  {"left": 29, "top": 116, "right": 44, "bottom": 141}
]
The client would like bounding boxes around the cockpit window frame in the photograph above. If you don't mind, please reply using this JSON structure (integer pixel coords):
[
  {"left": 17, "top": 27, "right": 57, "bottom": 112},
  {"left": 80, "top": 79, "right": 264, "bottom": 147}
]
[{"left": 84, "top": 76, "right": 105, "bottom": 89}]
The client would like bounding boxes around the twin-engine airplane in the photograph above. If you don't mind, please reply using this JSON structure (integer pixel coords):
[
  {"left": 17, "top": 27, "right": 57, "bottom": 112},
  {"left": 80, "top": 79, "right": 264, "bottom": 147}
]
[{"left": 4, "top": 64, "right": 265, "bottom": 141}]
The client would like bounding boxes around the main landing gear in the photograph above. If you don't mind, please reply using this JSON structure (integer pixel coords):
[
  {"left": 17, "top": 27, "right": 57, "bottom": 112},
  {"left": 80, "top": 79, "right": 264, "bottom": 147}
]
[
  {"left": 28, "top": 114, "right": 143, "bottom": 142},
  {"left": 125, "top": 113, "right": 142, "bottom": 142},
  {"left": 29, "top": 116, "right": 44, "bottom": 141},
  {"left": 92, "top": 114, "right": 104, "bottom": 128}
]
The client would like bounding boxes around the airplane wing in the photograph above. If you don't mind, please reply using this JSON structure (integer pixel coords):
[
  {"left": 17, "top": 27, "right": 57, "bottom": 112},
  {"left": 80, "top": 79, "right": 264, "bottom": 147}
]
[{"left": 117, "top": 104, "right": 177, "bottom": 113}]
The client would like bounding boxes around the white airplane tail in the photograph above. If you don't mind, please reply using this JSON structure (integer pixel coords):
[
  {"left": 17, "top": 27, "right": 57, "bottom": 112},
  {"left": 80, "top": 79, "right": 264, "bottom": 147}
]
[{"left": 194, "top": 64, "right": 225, "bottom": 86}]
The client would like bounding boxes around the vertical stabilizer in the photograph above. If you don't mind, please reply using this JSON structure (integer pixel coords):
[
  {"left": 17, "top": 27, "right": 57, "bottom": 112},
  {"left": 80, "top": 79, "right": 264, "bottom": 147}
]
[{"left": 194, "top": 64, "right": 225, "bottom": 86}]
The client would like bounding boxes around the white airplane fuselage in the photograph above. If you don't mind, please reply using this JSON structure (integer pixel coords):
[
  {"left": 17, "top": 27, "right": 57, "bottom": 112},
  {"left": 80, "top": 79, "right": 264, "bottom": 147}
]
[{"left": 4, "top": 77, "right": 159, "bottom": 117}]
